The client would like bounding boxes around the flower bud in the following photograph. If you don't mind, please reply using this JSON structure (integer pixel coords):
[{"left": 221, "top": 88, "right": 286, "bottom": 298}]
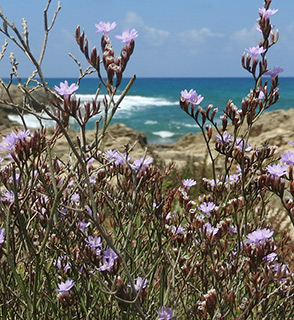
[
  {"left": 246, "top": 54, "right": 251, "bottom": 70},
  {"left": 210, "top": 108, "right": 218, "bottom": 122},
  {"left": 180, "top": 97, "right": 189, "bottom": 112},
  {"left": 252, "top": 58, "right": 258, "bottom": 76},
  {"left": 220, "top": 115, "right": 228, "bottom": 131},
  {"left": 84, "top": 38, "right": 89, "bottom": 60},
  {"left": 75, "top": 25, "right": 80, "bottom": 39},
  {"left": 241, "top": 53, "right": 246, "bottom": 69},
  {"left": 205, "top": 125, "right": 212, "bottom": 140},
  {"left": 126, "top": 39, "right": 135, "bottom": 56},
  {"left": 290, "top": 181, "right": 294, "bottom": 198},
  {"left": 79, "top": 31, "right": 85, "bottom": 52},
  {"left": 205, "top": 289, "right": 217, "bottom": 316}
]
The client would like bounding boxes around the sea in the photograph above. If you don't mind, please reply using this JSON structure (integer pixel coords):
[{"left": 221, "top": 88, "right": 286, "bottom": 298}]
[{"left": 7, "top": 77, "right": 294, "bottom": 144}]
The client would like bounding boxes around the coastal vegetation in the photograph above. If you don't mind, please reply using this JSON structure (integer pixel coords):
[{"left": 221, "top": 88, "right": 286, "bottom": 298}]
[{"left": 0, "top": 0, "right": 294, "bottom": 319}]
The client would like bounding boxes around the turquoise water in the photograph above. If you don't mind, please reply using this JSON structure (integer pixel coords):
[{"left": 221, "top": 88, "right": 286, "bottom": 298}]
[{"left": 13, "top": 77, "right": 294, "bottom": 143}]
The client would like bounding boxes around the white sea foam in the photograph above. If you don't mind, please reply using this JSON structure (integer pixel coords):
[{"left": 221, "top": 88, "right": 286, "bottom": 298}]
[
  {"left": 7, "top": 94, "right": 176, "bottom": 129},
  {"left": 152, "top": 131, "right": 175, "bottom": 138},
  {"left": 171, "top": 121, "right": 198, "bottom": 128},
  {"left": 145, "top": 120, "right": 158, "bottom": 125},
  {"left": 76, "top": 94, "right": 177, "bottom": 111},
  {"left": 8, "top": 114, "right": 55, "bottom": 128}
]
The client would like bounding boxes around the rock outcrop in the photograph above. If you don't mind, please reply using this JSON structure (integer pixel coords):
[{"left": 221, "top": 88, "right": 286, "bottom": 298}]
[
  {"left": 150, "top": 108, "right": 294, "bottom": 169},
  {"left": 0, "top": 106, "right": 294, "bottom": 169},
  {"left": 0, "top": 84, "right": 58, "bottom": 113}
]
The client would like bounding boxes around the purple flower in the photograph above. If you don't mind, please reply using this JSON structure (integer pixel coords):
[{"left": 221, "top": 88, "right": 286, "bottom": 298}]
[
  {"left": 89, "top": 176, "right": 97, "bottom": 184},
  {"left": 86, "top": 236, "right": 102, "bottom": 249},
  {"left": 115, "top": 29, "right": 138, "bottom": 43},
  {"left": 271, "top": 263, "right": 290, "bottom": 283},
  {"left": 266, "top": 163, "right": 287, "bottom": 177},
  {"left": 95, "top": 21, "right": 117, "bottom": 34},
  {"left": 226, "top": 174, "right": 240, "bottom": 184},
  {"left": 76, "top": 221, "right": 90, "bottom": 231},
  {"left": 245, "top": 46, "right": 266, "bottom": 58},
  {"left": 203, "top": 222, "right": 219, "bottom": 237},
  {"left": 258, "top": 91, "right": 265, "bottom": 100},
  {"left": 0, "top": 228, "right": 5, "bottom": 245},
  {"left": 216, "top": 132, "right": 233, "bottom": 144},
  {"left": 263, "top": 252, "right": 278, "bottom": 264},
  {"left": 229, "top": 225, "right": 237, "bottom": 235},
  {"left": 104, "top": 149, "right": 117, "bottom": 161},
  {"left": 0, "top": 129, "right": 30, "bottom": 152},
  {"left": 1, "top": 189, "right": 15, "bottom": 202},
  {"left": 265, "top": 66, "right": 284, "bottom": 78},
  {"left": 71, "top": 192, "right": 80, "bottom": 203},
  {"left": 235, "top": 138, "right": 251, "bottom": 151},
  {"left": 181, "top": 89, "right": 195, "bottom": 101},
  {"left": 104, "top": 248, "right": 118, "bottom": 259},
  {"left": 190, "top": 93, "right": 204, "bottom": 105},
  {"left": 98, "top": 248, "right": 118, "bottom": 272},
  {"left": 272, "top": 263, "right": 290, "bottom": 275},
  {"left": 182, "top": 178, "right": 197, "bottom": 189},
  {"left": 199, "top": 202, "right": 216, "bottom": 214},
  {"left": 157, "top": 306, "right": 173, "bottom": 320},
  {"left": 86, "top": 205, "right": 93, "bottom": 216},
  {"left": 131, "top": 157, "right": 153, "bottom": 170},
  {"left": 128, "top": 276, "right": 148, "bottom": 291},
  {"left": 181, "top": 89, "right": 204, "bottom": 105},
  {"left": 246, "top": 228, "right": 274, "bottom": 245},
  {"left": 55, "top": 256, "right": 71, "bottom": 272},
  {"left": 165, "top": 212, "right": 173, "bottom": 220},
  {"left": 15, "top": 129, "right": 30, "bottom": 141},
  {"left": 172, "top": 225, "right": 185, "bottom": 235},
  {"left": 258, "top": 7, "right": 278, "bottom": 18},
  {"left": 104, "top": 149, "right": 130, "bottom": 166},
  {"left": 202, "top": 177, "right": 220, "bottom": 188},
  {"left": 54, "top": 80, "right": 79, "bottom": 97},
  {"left": 56, "top": 279, "right": 74, "bottom": 293},
  {"left": 9, "top": 173, "right": 20, "bottom": 183},
  {"left": 281, "top": 151, "right": 294, "bottom": 165}
]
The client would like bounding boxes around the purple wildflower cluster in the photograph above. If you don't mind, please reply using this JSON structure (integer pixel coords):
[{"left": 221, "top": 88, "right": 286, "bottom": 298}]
[
  {"left": 86, "top": 235, "right": 103, "bottom": 255},
  {"left": 98, "top": 248, "right": 118, "bottom": 272},
  {"left": 264, "top": 148, "right": 294, "bottom": 178},
  {"left": 246, "top": 228, "right": 274, "bottom": 245},
  {"left": 181, "top": 89, "right": 204, "bottom": 105},
  {"left": 104, "top": 149, "right": 153, "bottom": 171},
  {"left": 267, "top": 163, "right": 287, "bottom": 177},
  {"left": 85, "top": 235, "right": 118, "bottom": 272},
  {"left": 95, "top": 20, "right": 138, "bottom": 44},
  {"left": 0, "top": 129, "right": 30, "bottom": 152}
]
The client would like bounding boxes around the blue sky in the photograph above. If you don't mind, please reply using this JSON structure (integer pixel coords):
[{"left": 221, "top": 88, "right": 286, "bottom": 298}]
[{"left": 0, "top": 0, "right": 293, "bottom": 78}]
